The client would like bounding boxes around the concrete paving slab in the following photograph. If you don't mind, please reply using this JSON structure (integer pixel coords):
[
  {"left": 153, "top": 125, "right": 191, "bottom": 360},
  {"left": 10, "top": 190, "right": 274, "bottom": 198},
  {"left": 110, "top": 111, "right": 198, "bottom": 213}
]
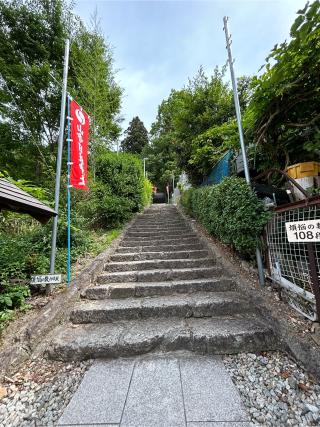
[
  {"left": 180, "top": 355, "right": 249, "bottom": 423},
  {"left": 58, "top": 424, "right": 119, "bottom": 427},
  {"left": 120, "top": 356, "right": 186, "bottom": 427},
  {"left": 187, "top": 423, "right": 250, "bottom": 427},
  {"left": 57, "top": 359, "right": 134, "bottom": 426},
  {"left": 57, "top": 353, "right": 249, "bottom": 427}
]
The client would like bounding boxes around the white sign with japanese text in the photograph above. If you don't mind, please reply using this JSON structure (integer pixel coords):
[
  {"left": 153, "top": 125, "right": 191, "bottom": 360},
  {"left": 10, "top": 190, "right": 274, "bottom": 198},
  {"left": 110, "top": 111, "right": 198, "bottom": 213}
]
[
  {"left": 285, "top": 220, "right": 320, "bottom": 243},
  {"left": 30, "top": 274, "right": 62, "bottom": 285}
]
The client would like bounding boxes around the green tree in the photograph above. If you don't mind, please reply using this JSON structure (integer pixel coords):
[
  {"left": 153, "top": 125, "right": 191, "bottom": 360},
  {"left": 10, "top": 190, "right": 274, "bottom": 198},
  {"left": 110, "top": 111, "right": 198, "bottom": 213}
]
[
  {"left": 0, "top": 0, "right": 69, "bottom": 181},
  {"left": 69, "top": 11, "right": 122, "bottom": 148},
  {"left": 121, "top": 116, "right": 149, "bottom": 154},
  {"left": 148, "top": 67, "right": 236, "bottom": 185},
  {"left": 246, "top": 0, "right": 320, "bottom": 170},
  {"left": 0, "top": 0, "right": 122, "bottom": 184},
  {"left": 142, "top": 133, "right": 180, "bottom": 190}
]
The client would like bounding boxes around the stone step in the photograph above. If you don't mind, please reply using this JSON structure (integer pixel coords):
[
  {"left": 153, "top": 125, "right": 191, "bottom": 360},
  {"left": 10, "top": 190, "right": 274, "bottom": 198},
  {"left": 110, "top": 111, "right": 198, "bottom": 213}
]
[
  {"left": 123, "top": 233, "right": 196, "bottom": 242},
  {"left": 121, "top": 237, "right": 199, "bottom": 247},
  {"left": 132, "top": 218, "right": 187, "bottom": 227},
  {"left": 129, "top": 224, "right": 189, "bottom": 231},
  {"left": 134, "top": 214, "right": 182, "bottom": 218},
  {"left": 126, "top": 229, "right": 191, "bottom": 238},
  {"left": 97, "top": 267, "right": 222, "bottom": 284},
  {"left": 104, "top": 258, "right": 214, "bottom": 273},
  {"left": 139, "top": 212, "right": 178, "bottom": 217},
  {"left": 85, "top": 277, "right": 236, "bottom": 300},
  {"left": 71, "top": 292, "right": 252, "bottom": 324},
  {"left": 116, "top": 243, "right": 205, "bottom": 253},
  {"left": 47, "top": 316, "right": 277, "bottom": 361},
  {"left": 110, "top": 250, "right": 209, "bottom": 262},
  {"left": 128, "top": 224, "right": 191, "bottom": 232}
]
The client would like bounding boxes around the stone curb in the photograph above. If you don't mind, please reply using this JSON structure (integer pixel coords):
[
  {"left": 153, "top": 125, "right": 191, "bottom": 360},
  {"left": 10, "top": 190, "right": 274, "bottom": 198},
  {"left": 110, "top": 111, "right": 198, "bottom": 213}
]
[
  {"left": 177, "top": 205, "right": 320, "bottom": 381},
  {"left": 0, "top": 214, "right": 138, "bottom": 376}
]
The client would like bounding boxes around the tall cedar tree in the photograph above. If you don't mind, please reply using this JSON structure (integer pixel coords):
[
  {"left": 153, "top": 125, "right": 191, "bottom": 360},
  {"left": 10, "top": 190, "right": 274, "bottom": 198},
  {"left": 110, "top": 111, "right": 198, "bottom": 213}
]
[{"left": 121, "top": 117, "right": 148, "bottom": 154}]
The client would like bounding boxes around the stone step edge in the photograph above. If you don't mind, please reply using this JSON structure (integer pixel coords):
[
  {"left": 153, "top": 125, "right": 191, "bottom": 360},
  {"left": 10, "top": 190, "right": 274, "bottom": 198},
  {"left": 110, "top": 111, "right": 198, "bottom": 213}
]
[
  {"left": 120, "top": 239, "right": 200, "bottom": 247},
  {"left": 116, "top": 245, "right": 205, "bottom": 253},
  {"left": 122, "top": 235, "right": 198, "bottom": 242},
  {"left": 117, "top": 243, "right": 204, "bottom": 250},
  {"left": 70, "top": 291, "right": 252, "bottom": 324},
  {"left": 84, "top": 277, "right": 236, "bottom": 299},
  {"left": 110, "top": 249, "right": 209, "bottom": 260},
  {"left": 128, "top": 226, "right": 190, "bottom": 231},
  {"left": 47, "top": 316, "right": 278, "bottom": 361},
  {"left": 97, "top": 266, "right": 222, "bottom": 284},
  {"left": 104, "top": 257, "right": 214, "bottom": 268}
]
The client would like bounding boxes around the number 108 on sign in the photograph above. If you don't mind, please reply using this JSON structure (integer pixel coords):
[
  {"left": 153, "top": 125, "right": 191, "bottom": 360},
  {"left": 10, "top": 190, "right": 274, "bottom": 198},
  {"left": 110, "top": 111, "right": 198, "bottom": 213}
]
[{"left": 285, "top": 220, "right": 320, "bottom": 243}]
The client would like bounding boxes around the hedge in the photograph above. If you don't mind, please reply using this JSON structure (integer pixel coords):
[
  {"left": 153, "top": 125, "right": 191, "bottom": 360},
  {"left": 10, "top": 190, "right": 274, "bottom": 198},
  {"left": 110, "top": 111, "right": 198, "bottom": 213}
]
[{"left": 180, "top": 177, "right": 270, "bottom": 258}]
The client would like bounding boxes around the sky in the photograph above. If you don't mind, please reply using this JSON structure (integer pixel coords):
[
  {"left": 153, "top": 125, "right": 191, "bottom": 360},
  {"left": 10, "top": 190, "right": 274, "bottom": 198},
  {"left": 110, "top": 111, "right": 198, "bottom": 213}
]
[{"left": 74, "top": 0, "right": 308, "bottom": 133}]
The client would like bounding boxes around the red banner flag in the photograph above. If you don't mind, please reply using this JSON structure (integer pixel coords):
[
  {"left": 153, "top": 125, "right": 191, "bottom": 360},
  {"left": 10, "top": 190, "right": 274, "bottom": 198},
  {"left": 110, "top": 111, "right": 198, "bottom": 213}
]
[{"left": 70, "top": 99, "right": 89, "bottom": 190}]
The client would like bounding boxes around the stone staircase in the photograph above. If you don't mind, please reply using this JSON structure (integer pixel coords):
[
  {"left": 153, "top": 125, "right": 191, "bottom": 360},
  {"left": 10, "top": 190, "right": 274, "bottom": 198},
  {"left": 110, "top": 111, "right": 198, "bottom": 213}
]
[{"left": 48, "top": 205, "right": 277, "bottom": 361}]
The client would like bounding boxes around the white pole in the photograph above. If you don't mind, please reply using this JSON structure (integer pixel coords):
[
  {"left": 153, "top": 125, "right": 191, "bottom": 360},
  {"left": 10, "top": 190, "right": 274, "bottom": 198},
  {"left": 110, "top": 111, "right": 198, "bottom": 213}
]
[
  {"left": 223, "top": 17, "right": 265, "bottom": 286},
  {"left": 49, "top": 39, "right": 70, "bottom": 287}
]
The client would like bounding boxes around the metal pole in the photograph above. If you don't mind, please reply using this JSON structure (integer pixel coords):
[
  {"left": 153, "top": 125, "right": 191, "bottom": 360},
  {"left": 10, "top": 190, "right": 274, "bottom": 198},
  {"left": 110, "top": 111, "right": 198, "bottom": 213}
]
[
  {"left": 307, "top": 243, "right": 320, "bottom": 321},
  {"left": 223, "top": 17, "right": 265, "bottom": 286},
  {"left": 49, "top": 39, "right": 70, "bottom": 288},
  {"left": 143, "top": 158, "right": 147, "bottom": 177},
  {"left": 67, "top": 95, "right": 72, "bottom": 287}
]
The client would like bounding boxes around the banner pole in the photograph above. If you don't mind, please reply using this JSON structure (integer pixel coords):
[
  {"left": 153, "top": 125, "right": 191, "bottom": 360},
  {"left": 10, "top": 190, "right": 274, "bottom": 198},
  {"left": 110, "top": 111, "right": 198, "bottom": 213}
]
[
  {"left": 67, "top": 95, "right": 72, "bottom": 287},
  {"left": 49, "top": 39, "right": 70, "bottom": 293}
]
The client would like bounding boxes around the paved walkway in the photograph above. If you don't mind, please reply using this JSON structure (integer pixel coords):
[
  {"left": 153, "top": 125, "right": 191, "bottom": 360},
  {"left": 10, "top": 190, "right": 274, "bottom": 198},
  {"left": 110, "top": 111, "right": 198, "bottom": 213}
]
[{"left": 57, "top": 352, "right": 250, "bottom": 427}]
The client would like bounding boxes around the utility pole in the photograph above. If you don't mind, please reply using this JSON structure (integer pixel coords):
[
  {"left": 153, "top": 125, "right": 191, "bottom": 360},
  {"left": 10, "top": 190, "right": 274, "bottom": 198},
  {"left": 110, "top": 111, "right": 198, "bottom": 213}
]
[
  {"left": 223, "top": 17, "right": 265, "bottom": 286},
  {"left": 49, "top": 39, "right": 70, "bottom": 290},
  {"left": 143, "top": 158, "right": 147, "bottom": 177}
]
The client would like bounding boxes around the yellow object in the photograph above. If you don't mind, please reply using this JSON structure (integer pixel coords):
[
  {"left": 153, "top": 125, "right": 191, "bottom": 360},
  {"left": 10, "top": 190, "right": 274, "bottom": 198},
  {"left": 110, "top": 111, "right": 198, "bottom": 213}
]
[{"left": 286, "top": 162, "right": 320, "bottom": 179}]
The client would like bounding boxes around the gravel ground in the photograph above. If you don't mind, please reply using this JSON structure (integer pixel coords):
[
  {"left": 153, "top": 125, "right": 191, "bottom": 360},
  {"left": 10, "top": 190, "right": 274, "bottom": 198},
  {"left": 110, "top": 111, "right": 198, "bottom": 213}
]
[
  {"left": 1, "top": 350, "right": 319, "bottom": 426},
  {"left": 0, "top": 357, "right": 91, "bottom": 427},
  {"left": 224, "top": 351, "right": 320, "bottom": 426}
]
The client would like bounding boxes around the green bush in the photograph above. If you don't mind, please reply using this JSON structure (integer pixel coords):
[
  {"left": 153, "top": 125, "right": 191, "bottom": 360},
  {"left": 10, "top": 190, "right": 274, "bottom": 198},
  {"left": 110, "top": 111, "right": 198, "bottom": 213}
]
[
  {"left": 180, "top": 177, "right": 270, "bottom": 258},
  {"left": 0, "top": 209, "right": 99, "bottom": 287},
  {"left": 142, "top": 178, "right": 153, "bottom": 207},
  {"left": 0, "top": 285, "right": 30, "bottom": 311},
  {"left": 180, "top": 188, "right": 195, "bottom": 216},
  {"left": 83, "top": 151, "right": 147, "bottom": 228},
  {"left": 0, "top": 284, "right": 30, "bottom": 331}
]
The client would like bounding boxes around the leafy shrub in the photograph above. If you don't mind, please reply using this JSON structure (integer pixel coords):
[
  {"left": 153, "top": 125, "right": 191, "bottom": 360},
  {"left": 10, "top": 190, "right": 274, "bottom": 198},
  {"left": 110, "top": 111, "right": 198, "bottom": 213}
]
[
  {"left": 0, "top": 208, "right": 100, "bottom": 288},
  {"left": 180, "top": 188, "right": 195, "bottom": 216},
  {"left": 82, "top": 151, "right": 147, "bottom": 228},
  {"left": 0, "top": 285, "right": 30, "bottom": 311},
  {"left": 180, "top": 177, "right": 270, "bottom": 258},
  {"left": 142, "top": 178, "right": 153, "bottom": 207},
  {"left": 0, "top": 284, "right": 30, "bottom": 331}
]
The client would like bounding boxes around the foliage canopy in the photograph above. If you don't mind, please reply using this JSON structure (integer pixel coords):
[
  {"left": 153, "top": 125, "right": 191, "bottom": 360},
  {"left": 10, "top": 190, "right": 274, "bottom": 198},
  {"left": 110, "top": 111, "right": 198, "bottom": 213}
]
[{"left": 0, "top": 0, "right": 122, "bottom": 183}]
